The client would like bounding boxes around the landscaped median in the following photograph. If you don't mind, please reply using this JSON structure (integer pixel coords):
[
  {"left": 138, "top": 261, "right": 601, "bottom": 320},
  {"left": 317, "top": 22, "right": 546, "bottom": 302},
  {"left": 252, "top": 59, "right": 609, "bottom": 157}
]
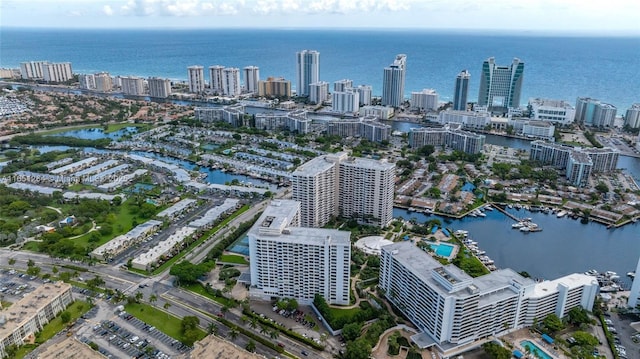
[
  {"left": 214, "top": 315, "right": 286, "bottom": 354},
  {"left": 241, "top": 308, "right": 325, "bottom": 350}
]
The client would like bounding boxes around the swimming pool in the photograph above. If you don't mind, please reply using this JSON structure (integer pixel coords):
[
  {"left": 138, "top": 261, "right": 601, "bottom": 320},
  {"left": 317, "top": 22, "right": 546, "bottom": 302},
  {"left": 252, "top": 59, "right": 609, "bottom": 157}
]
[
  {"left": 520, "top": 340, "right": 553, "bottom": 359},
  {"left": 428, "top": 242, "right": 455, "bottom": 257}
]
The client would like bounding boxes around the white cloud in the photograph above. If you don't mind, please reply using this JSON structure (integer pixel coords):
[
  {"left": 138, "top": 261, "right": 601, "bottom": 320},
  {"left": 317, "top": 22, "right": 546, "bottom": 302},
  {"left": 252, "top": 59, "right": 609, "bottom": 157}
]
[{"left": 103, "top": 5, "right": 114, "bottom": 16}]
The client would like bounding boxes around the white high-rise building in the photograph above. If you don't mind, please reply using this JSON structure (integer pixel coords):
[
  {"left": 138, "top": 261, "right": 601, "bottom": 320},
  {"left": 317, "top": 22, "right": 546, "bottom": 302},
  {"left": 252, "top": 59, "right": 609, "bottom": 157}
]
[
  {"left": 296, "top": 50, "right": 320, "bottom": 97},
  {"left": 19, "top": 61, "right": 47, "bottom": 79},
  {"left": 380, "top": 241, "right": 598, "bottom": 356},
  {"left": 292, "top": 152, "right": 395, "bottom": 228},
  {"left": 120, "top": 76, "right": 145, "bottom": 95},
  {"left": 625, "top": 103, "right": 640, "bottom": 129},
  {"left": 334, "top": 79, "right": 353, "bottom": 92},
  {"left": 356, "top": 85, "right": 373, "bottom": 106},
  {"left": 42, "top": 62, "right": 73, "bottom": 83},
  {"left": 209, "top": 65, "right": 224, "bottom": 94},
  {"left": 222, "top": 67, "right": 241, "bottom": 97},
  {"left": 78, "top": 74, "right": 96, "bottom": 90},
  {"left": 410, "top": 89, "right": 439, "bottom": 112},
  {"left": 309, "top": 81, "right": 329, "bottom": 104},
  {"left": 243, "top": 66, "right": 260, "bottom": 93},
  {"left": 382, "top": 54, "right": 407, "bottom": 108},
  {"left": 248, "top": 200, "right": 351, "bottom": 305},
  {"left": 148, "top": 77, "right": 171, "bottom": 98},
  {"left": 188, "top": 65, "right": 205, "bottom": 93},
  {"left": 478, "top": 57, "right": 525, "bottom": 114},
  {"left": 332, "top": 88, "right": 360, "bottom": 114}
]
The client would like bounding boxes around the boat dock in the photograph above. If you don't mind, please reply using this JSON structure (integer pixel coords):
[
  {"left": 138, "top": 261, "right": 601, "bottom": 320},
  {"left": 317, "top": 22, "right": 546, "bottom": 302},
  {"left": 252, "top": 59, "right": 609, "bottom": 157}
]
[{"left": 492, "top": 203, "right": 543, "bottom": 232}]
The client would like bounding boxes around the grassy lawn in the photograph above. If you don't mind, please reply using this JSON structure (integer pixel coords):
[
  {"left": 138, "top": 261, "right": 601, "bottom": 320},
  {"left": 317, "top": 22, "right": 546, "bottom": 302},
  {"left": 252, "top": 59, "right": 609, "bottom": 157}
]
[
  {"left": 327, "top": 306, "right": 362, "bottom": 321},
  {"left": 73, "top": 198, "right": 147, "bottom": 249},
  {"left": 182, "top": 282, "right": 236, "bottom": 307},
  {"left": 219, "top": 254, "right": 248, "bottom": 265},
  {"left": 124, "top": 302, "right": 206, "bottom": 344},
  {"left": 15, "top": 300, "right": 92, "bottom": 359}
]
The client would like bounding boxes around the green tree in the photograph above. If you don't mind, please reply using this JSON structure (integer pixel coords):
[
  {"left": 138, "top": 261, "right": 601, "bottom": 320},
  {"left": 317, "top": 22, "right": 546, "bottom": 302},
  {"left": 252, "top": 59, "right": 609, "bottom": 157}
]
[
  {"left": 482, "top": 342, "right": 511, "bottom": 359},
  {"left": 344, "top": 338, "right": 372, "bottom": 359},
  {"left": 542, "top": 313, "right": 565, "bottom": 333},
  {"left": 163, "top": 302, "right": 171, "bottom": 318},
  {"left": 595, "top": 182, "right": 609, "bottom": 194},
  {"left": 26, "top": 266, "right": 41, "bottom": 276},
  {"left": 207, "top": 322, "right": 218, "bottom": 335},
  {"left": 572, "top": 331, "right": 598, "bottom": 347},
  {"left": 170, "top": 260, "right": 215, "bottom": 285},
  {"left": 342, "top": 322, "right": 363, "bottom": 342},
  {"left": 566, "top": 307, "right": 592, "bottom": 326},
  {"left": 245, "top": 340, "right": 256, "bottom": 352},
  {"left": 135, "top": 291, "right": 143, "bottom": 303},
  {"left": 149, "top": 293, "right": 157, "bottom": 305},
  {"left": 60, "top": 311, "right": 71, "bottom": 323},
  {"left": 8, "top": 258, "right": 16, "bottom": 265},
  {"left": 228, "top": 327, "right": 239, "bottom": 340},
  {"left": 27, "top": 259, "right": 35, "bottom": 267}
]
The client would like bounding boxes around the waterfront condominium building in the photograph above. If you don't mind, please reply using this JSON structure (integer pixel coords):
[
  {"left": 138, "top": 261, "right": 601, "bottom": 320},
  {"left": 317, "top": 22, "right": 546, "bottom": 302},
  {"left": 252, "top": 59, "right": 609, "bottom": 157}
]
[
  {"left": 453, "top": 70, "right": 470, "bottom": 111},
  {"left": 437, "top": 110, "right": 491, "bottom": 130},
  {"left": 296, "top": 50, "right": 320, "bottom": 97},
  {"left": 42, "top": 62, "right": 73, "bottom": 83},
  {"left": 380, "top": 241, "right": 598, "bottom": 356},
  {"left": 356, "top": 85, "right": 373, "bottom": 106},
  {"left": 243, "top": 66, "right": 260, "bottom": 93},
  {"left": 382, "top": 54, "right": 407, "bottom": 108},
  {"left": 78, "top": 74, "right": 96, "bottom": 90},
  {"left": 410, "top": 89, "right": 439, "bottom": 112},
  {"left": 222, "top": 67, "right": 241, "bottom": 97},
  {"left": 334, "top": 79, "right": 353, "bottom": 93},
  {"left": 120, "top": 76, "right": 145, "bottom": 96},
  {"left": 625, "top": 104, "right": 640, "bottom": 129},
  {"left": 209, "top": 65, "right": 224, "bottom": 94},
  {"left": 624, "top": 103, "right": 640, "bottom": 129},
  {"left": 0, "top": 282, "right": 74, "bottom": 357},
  {"left": 254, "top": 110, "right": 311, "bottom": 134},
  {"left": 575, "top": 97, "right": 617, "bottom": 128},
  {"left": 309, "top": 81, "right": 329, "bottom": 104},
  {"left": 187, "top": 65, "right": 205, "bottom": 93},
  {"left": 248, "top": 200, "right": 351, "bottom": 305},
  {"left": 326, "top": 117, "right": 391, "bottom": 143},
  {"left": 528, "top": 98, "right": 576, "bottom": 126},
  {"left": 332, "top": 88, "right": 360, "bottom": 114},
  {"left": 409, "top": 125, "right": 486, "bottom": 154},
  {"left": 94, "top": 72, "right": 113, "bottom": 92},
  {"left": 508, "top": 119, "right": 555, "bottom": 140},
  {"left": 292, "top": 152, "right": 395, "bottom": 228},
  {"left": 148, "top": 77, "right": 172, "bottom": 98},
  {"left": 258, "top": 77, "right": 292, "bottom": 98},
  {"left": 529, "top": 141, "right": 618, "bottom": 186},
  {"left": 19, "top": 61, "right": 48, "bottom": 79},
  {"left": 478, "top": 57, "right": 524, "bottom": 115}
]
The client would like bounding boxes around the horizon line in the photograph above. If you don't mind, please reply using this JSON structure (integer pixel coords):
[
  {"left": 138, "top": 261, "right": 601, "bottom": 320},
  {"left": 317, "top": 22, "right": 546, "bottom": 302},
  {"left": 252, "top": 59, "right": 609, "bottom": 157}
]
[{"left": 2, "top": 26, "right": 639, "bottom": 37}]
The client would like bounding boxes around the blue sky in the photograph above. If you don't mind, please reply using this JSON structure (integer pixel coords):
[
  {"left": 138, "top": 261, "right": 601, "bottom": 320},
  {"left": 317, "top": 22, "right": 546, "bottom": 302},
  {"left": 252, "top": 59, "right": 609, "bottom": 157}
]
[{"left": 2, "top": 0, "right": 639, "bottom": 35}]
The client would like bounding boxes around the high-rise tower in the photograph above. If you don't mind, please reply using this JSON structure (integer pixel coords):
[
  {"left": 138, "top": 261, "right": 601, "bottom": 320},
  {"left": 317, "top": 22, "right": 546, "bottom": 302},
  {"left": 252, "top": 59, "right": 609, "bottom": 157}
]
[
  {"left": 296, "top": 50, "right": 320, "bottom": 97},
  {"left": 243, "top": 66, "right": 260, "bottom": 93},
  {"left": 382, "top": 54, "right": 407, "bottom": 108},
  {"left": 187, "top": 65, "right": 205, "bottom": 93},
  {"left": 478, "top": 58, "right": 524, "bottom": 114},
  {"left": 453, "top": 70, "right": 470, "bottom": 111}
]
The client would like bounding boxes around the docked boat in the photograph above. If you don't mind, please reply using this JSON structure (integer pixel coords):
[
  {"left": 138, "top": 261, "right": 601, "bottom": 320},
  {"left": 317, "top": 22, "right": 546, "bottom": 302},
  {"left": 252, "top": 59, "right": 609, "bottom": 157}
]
[
  {"left": 628, "top": 272, "right": 636, "bottom": 278},
  {"left": 484, "top": 205, "right": 494, "bottom": 211},
  {"left": 512, "top": 222, "right": 525, "bottom": 228},
  {"left": 507, "top": 204, "right": 513, "bottom": 209},
  {"left": 476, "top": 211, "right": 486, "bottom": 217},
  {"left": 519, "top": 227, "right": 531, "bottom": 232},
  {"left": 585, "top": 269, "right": 598, "bottom": 276},
  {"left": 468, "top": 212, "right": 477, "bottom": 217},
  {"left": 557, "top": 210, "right": 567, "bottom": 218},
  {"left": 600, "top": 284, "right": 620, "bottom": 293},
  {"left": 455, "top": 230, "right": 469, "bottom": 236}
]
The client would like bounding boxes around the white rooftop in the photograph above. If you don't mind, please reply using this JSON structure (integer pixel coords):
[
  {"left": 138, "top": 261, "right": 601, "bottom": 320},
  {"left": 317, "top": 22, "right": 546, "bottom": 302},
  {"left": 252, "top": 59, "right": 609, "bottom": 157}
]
[{"left": 355, "top": 236, "right": 393, "bottom": 256}]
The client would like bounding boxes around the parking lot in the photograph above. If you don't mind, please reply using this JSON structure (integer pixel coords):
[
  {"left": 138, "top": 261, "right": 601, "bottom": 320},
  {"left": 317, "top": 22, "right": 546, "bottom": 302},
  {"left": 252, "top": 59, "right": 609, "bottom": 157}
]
[
  {"left": 74, "top": 299, "right": 187, "bottom": 359},
  {"left": 607, "top": 310, "right": 640, "bottom": 359},
  {"left": 0, "top": 269, "right": 46, "bottom": 303}
]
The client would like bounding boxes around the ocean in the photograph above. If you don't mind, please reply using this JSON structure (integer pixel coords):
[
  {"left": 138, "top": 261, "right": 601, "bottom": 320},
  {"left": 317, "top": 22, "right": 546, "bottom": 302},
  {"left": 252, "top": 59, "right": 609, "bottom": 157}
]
[{"left": 1, "top": 28, "right": 639, "bottom": 110}]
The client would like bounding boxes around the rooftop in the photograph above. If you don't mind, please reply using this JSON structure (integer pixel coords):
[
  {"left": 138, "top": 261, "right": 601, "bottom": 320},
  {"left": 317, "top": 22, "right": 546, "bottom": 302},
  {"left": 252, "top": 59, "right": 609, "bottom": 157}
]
[
  {"left": 36, "top": 337, "right": 105, "bottom": 359},
  {"left": 529, "top": 273, "right": 598, "bottom": 299},
  {"left": 182, "top": 335, "right": 262, "bottom": 359}
]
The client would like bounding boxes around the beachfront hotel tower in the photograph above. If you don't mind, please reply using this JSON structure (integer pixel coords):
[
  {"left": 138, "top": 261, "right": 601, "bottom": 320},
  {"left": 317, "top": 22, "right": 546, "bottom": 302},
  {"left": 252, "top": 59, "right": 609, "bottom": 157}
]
[
  {"left": 292, "top": 152, "right": 395, "bottom": 228},
  {"left": 248, "top": 200, "right": 351, "bottom": 305},
  {"left": 382, "top": 54, "right": 407, "bottom": 108},
  {"left": 296, "top": 50, "right": 320, "bottom": 97},
  {"left": 478, "top": 57, "right": 524, "bottom": 114},
  {"left": 187, "top": 65, "right": 205, "bottom": 93},
  {"left": 453, "top": 70, "right": 470, "bottom": 111}
]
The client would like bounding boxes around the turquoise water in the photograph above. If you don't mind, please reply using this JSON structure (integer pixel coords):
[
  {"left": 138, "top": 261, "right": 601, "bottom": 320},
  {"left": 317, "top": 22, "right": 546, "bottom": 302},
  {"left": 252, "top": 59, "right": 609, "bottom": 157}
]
[
  {"left": 428, "top": 242, "right": 455, "bottom": 257},
  {"left": 521, "top": 340, "right": 553, "bottom": 359}
]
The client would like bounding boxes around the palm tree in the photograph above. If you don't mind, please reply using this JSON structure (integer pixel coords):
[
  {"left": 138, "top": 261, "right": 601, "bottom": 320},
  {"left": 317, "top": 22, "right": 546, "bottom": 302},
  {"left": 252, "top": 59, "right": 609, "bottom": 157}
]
[
  {"left": 259, "top": 324, "right": 269, "bottom": 335},
  {"left": 249, "top": 317, "right": 258, "bottom": 329},
  {"left": 269, "top": 330, "right": 279, "bottom": 339},
  {"left": 240, "top": 315, "right": 248, "bottom": 325},
  {"left": 228, "top": 327, "right": 239, "bottom": 341},
  {"left": 135, "top": 291, "right": 143, "bottom": 303},
  {"left": 220, "top": 305, "right": 229, "bottom": 317},
  {"left": 245, "top": 340, "right": 256, "bottom": 352},
  {"left": 149, "top": 294, "right": 157, "bottom": 305},
  {"left": 163, "top": 302, "right": 171, "bottom": 319},
  {"left": 207, "top": 322, "right": 218, "bottom": 336}
]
